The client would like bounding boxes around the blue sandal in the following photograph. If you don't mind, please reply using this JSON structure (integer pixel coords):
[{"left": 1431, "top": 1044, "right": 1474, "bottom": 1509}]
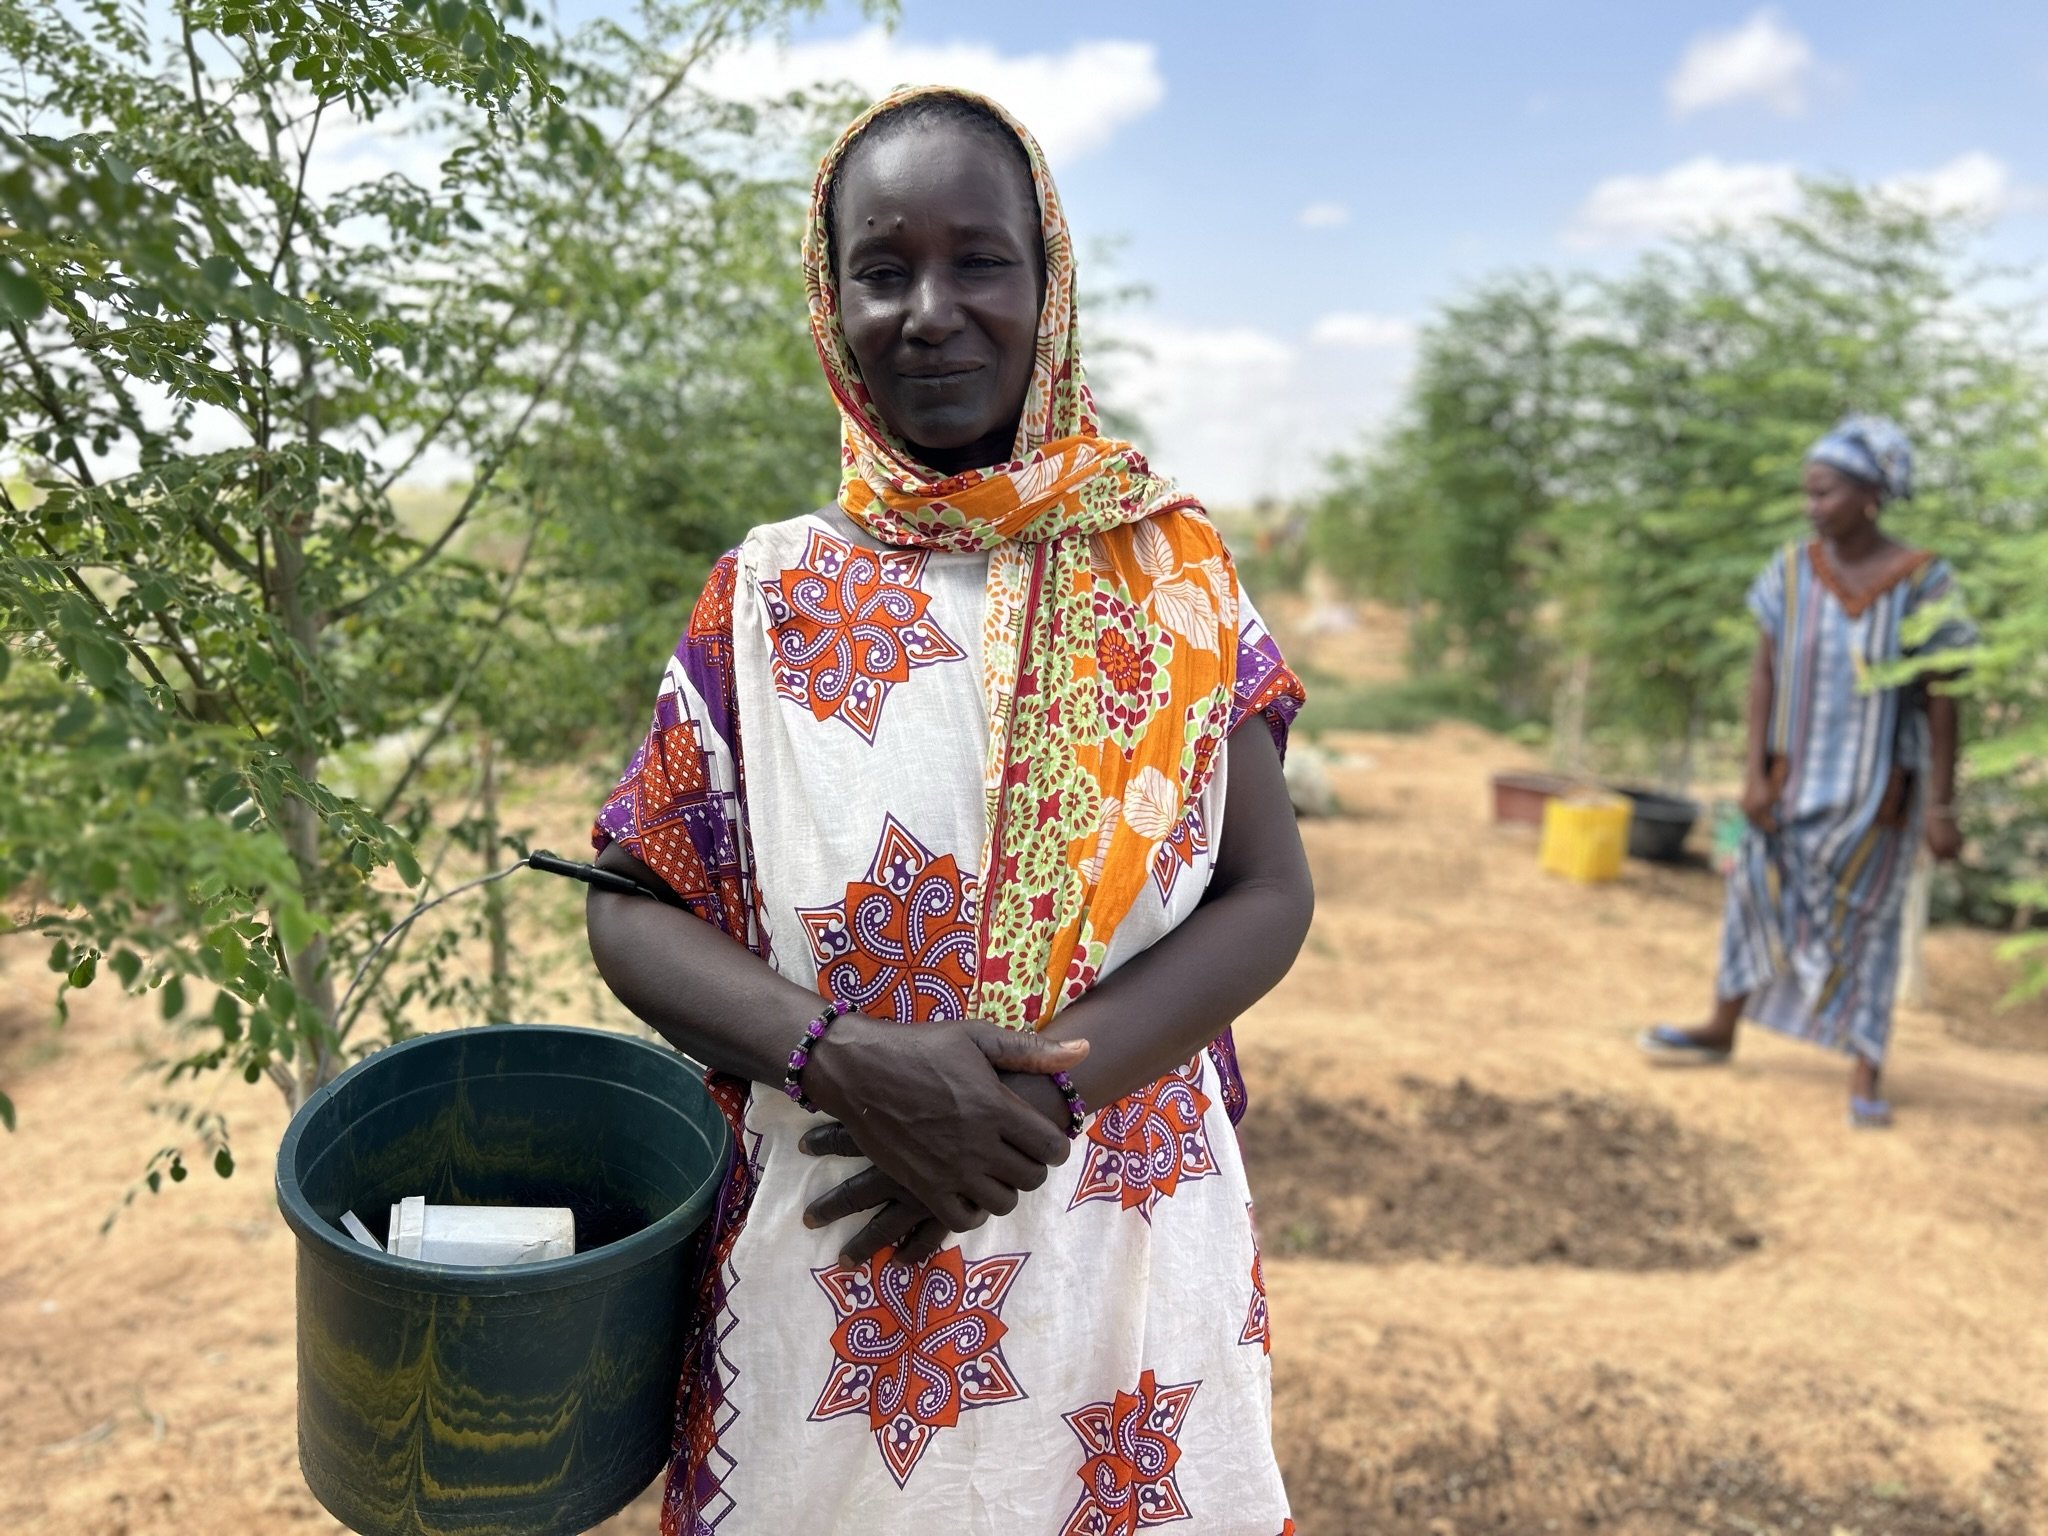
[
  {"left": 1636, "top": 1025, "right": 1733, "bottom": 1066},
  {"left": 1848, "top": 1095, "right": 1894, "bottom": 1129}
]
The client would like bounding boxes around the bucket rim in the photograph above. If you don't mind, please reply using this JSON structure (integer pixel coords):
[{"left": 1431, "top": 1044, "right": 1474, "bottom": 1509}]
[{"left": 274, "top": 1024, "right": 728, "bottom": 1294}]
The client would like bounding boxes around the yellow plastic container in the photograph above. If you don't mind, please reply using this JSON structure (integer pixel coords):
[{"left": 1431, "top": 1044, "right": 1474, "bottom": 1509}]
[{"left": 1539, "top": 792, "right": 1632, "bottom": 884}]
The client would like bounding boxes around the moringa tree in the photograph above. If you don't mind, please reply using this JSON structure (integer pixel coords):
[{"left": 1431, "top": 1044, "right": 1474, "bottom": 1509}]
[{"left": 0, "top": 0, "right": 869, "bottom": 1177}]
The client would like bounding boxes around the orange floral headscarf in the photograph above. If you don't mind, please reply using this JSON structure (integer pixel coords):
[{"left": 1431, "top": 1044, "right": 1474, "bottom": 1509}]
[{"left": 803, "top": 86, "right": 1242, "bottom": 1029}]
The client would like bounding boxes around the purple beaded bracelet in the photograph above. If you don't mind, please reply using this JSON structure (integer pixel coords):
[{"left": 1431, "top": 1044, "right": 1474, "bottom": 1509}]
[
  {"left": 783, "top": 1001, "right": 844, "bottom": 1112},
  {"left": 1051, "top": 1069, "right": 1088, "bottom": 1138}
]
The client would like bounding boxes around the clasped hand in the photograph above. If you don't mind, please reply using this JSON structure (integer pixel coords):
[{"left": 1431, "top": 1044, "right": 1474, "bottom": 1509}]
[
  {"left": 1740, "top": 768, "right": 1778, "bottom": 834},
  {"left": 796, "top": 1014, "right": 1085, "bottom": 1269}
]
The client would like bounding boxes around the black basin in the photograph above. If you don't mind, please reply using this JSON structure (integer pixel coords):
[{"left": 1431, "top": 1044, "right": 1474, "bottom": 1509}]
[{"left": 1614, "top": 786, "right": 1701, "bottom": 862}]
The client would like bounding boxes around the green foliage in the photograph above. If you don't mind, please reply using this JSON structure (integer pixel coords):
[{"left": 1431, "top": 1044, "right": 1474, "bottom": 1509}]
[
  {"left": 1310, "top": 276, "right": 1578, "bottom": 720},
  {"left": 1561, "top": 189, "right": 2048, "bottom": 775},
  {"left": 1309, "top": 184, "right": 2048, "bottom": 981},
  {"left": 0, "top": 0, "right": 886, "bottom": 1161},
  {"left": 1299, "top": 672, "right": 1515, "bottom": 737}
]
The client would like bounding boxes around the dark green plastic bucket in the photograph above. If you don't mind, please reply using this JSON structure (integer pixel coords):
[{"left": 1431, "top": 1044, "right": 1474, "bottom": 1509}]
[{"left": 275, "top": 1025, "right": 730, "bottom": 1536}]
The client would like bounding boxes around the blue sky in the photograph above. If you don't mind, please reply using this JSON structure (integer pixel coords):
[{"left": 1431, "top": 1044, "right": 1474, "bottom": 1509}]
[{"left": 643, "top": 3, "right": 2048, "bottom": 503}]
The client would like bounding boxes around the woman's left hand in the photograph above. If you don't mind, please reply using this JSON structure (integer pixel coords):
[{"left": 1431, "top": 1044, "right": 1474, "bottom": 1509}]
[
  {"left": 1926, "top": 809, "right": 1963, "bottom": 862},
  {"left": 798, "top": 1124, "right": 946, "bottom": 1267},
  {"left": 801, "top": 1071, "right": 1071, "bottom": 1268}
]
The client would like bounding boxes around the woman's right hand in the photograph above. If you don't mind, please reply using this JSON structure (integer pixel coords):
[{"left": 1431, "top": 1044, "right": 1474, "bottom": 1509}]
[
  {"left": 1740, "top": 767, "right": 1778, "bottom": 833},
  {"left": 800, "top": 1014, "right": 1085, "bottom": 1234}
]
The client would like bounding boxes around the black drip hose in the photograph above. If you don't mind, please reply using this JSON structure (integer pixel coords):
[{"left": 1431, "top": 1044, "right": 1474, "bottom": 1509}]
[
  {"left": 335, "top": 851, "right": 685, "bottom": 1021},
  {"left": 526, "top": 848, "right": 684, "bottom": 906}
]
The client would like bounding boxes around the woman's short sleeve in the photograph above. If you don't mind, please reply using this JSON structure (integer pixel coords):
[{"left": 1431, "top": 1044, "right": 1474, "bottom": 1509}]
[
  {"left": 1905, "top": 556, "right": 1979, "bottom": 660},
  {"left": 1226, "top": 589, "right": 1307, "bottom": 757},
  {"left": 1746, "top": 548, "right": 1790, "bottom": 641},
  {"left": 591, "top": 551, "right": 760, "bottom": 952}
]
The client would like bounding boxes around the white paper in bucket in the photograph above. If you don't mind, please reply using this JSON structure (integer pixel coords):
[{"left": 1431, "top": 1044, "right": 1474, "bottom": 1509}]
[{"left": 384, "top": 1195, "right": 576, "bottom": 1266}]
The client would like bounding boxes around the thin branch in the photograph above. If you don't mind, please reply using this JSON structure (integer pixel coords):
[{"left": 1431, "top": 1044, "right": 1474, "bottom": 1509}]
[
  {"left": 373, "top": 496, "right": 547, "bottom": 821},
  {"left": 619, "top": 1, "right": 743, "bottom": 146},
  {"left": 9, "top": 322, "right": 102, "bottom": 490},
  {"left": 179, "top": 9, "right": 208, "bottom": 115},
  {"left": 371, "top": 304, "right": 525, "bottom": 495},
  {"left": 182, "top": 496, "right": 265, "bottom": 581},
  {"left": 266, "top": 96, "right": 326, "bottom": 290},
  {"left": 334, "top": 769, "right": 488, "bottom": 1043},
  {"left": 16, "top": 523, "right": 186, "bottom": 709},
  {"left": 370, "top": 4, "right": 742, "bottom": 499},
  {"left": 221, "top": 316, "right": 265, "bottom": 436},
  {"left": 333, "top": 859, "right": 530, "bottom": 1031},
  {"left": 332, "top": 324, "right": 583, "bottom": 623}
]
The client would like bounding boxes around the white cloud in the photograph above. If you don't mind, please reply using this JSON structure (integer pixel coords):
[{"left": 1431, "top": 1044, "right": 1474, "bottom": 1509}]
[
  {"left": 1309, "top": 311, "right": 1416, "bottom": 351},
  {"left": 1095, "top": 315, "right": 1414, "bottom": 506},
  {"left": 1667, "top": 10, "right": 1815, "bottom": 118},
  {"left": 695, "top": 27, "right": 1164, "bottom": 163},
  {"left": 1298, "top": 200, "right": 1349, "bottom": 230},
  {"left": 1564, "top": 156, "right": 1801, "bottom": 248},
  {"left": 1879, "top": 151, "right": 2016, "bottom": 219}
]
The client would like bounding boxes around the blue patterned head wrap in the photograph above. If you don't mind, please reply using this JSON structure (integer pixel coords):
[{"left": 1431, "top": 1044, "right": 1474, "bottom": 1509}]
[{"left": 1805, "top": 414, "right": 1914, "bottom": 502}]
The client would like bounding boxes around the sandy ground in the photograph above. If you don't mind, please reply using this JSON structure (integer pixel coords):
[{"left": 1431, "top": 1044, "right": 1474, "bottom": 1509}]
[{"left": 4, "top": 610, "right": 2047, "bottom": 1535}]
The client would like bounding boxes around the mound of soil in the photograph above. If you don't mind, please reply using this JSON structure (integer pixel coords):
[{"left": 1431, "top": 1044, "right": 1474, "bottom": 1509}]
[
  {"left": 1241, "top": 1077, "right": 1763, "bottom": 1271},
  {"left": 1924, "top": 933, "right": 2048, "bottom": 1054},
  {"left": 1289, "top": 1417, "right": 2029, "bottom": 1536}
]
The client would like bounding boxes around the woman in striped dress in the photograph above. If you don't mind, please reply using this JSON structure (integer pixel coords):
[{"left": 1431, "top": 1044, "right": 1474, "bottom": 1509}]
[{"left": 1640, "top": 417, "right": 1975, "bottom": 1126}]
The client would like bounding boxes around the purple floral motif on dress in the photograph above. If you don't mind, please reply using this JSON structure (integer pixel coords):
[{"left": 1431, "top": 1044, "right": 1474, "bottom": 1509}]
[
  {"left": 797, "top": 816, "right": 980, "bottom": 1023},
  {"left": 1061, "top": 1371, "right": 1201, "bottom": 1534},
  {"left": 1150, "top": 803, "right": 1210, "bottom": 904},
  {"left": 592, "top": 552, "right": 756, "bottom": 947},
  {"left": 760, "top": 527, "right": 966, "bottom": 744},
  {"left": 1229, "top": 614, "right": 1302, "bottom": 758},
  {"left": 809, "top": 1248, "right": 1029, "bottom": 1487}
]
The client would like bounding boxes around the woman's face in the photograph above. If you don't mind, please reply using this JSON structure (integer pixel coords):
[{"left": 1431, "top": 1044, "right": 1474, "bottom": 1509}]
[
  {"left": 1803, "top": 461, "right": 1879, "bottom": 542},
  {"left": 831, "top": 122, "right": 1045, "bottom": 476}
]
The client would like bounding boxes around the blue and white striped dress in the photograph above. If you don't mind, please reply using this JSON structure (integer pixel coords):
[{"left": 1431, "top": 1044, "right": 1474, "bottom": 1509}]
[{"left": 1716, "top": 542, "right": 1975, "bottom": 1065}]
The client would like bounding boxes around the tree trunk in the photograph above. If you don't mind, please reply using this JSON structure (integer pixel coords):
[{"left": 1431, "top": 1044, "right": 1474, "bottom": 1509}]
[
  {"left": 272, "top": 515, "right": 339, "bottom": 1107},
  {"left": 1553, "top": 650, "right": 1591, "bottom": 780},
  {"left": 1898, "top": 851, "right": 1933, "bottom": 1010},
  {"left": 481, "top": 727, "right": 512, "bottom": 1024}
]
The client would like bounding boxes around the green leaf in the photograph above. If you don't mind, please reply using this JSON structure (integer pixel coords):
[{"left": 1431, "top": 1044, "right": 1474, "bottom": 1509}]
[
  {"left": 169, "top": 1158, "right": 188, "bottom": 1182},
  {"left": 275, "top": 900, "right": 316, "bottom": 957},
  {"left": 0, "top": 259, "right": 46, "bottom": 322},
  {"left": 390, "top": 840, "right": 423, "bottom": 888},
  {"left": 110, "top": 949, "right": 143, "bottom": 987},
  {"left": 215, "top": 1148, "right": 235, "bottom": 1178},
  {"left": 0, "top": 1091, "right": 14, "bottom": 1132},
  {"left": 68, "top": 952, "right": 97, "bottom": 990},
  {"left": 70, "top": 630, "right": 128, "bottom": 689},
  {"left": 211, "top": 928, "right": 248, "bottom": 982},
  {"left": 205, "top": 773, "right": 245, "bottom": 813},
  {"left": 48, "top": 940, "right": 71, "bottom": 975},
  {"left": 160, "top": 974, "right": 186, "bottom": 1019}
]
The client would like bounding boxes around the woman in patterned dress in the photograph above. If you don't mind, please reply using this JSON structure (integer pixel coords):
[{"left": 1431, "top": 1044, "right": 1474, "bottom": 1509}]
[
  {"left": 1639, "top": 417, "right": 1974, "bottom": 1127},
  {"left": 585, "top": 87, "right": 1311, "bottom": 1532}
]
